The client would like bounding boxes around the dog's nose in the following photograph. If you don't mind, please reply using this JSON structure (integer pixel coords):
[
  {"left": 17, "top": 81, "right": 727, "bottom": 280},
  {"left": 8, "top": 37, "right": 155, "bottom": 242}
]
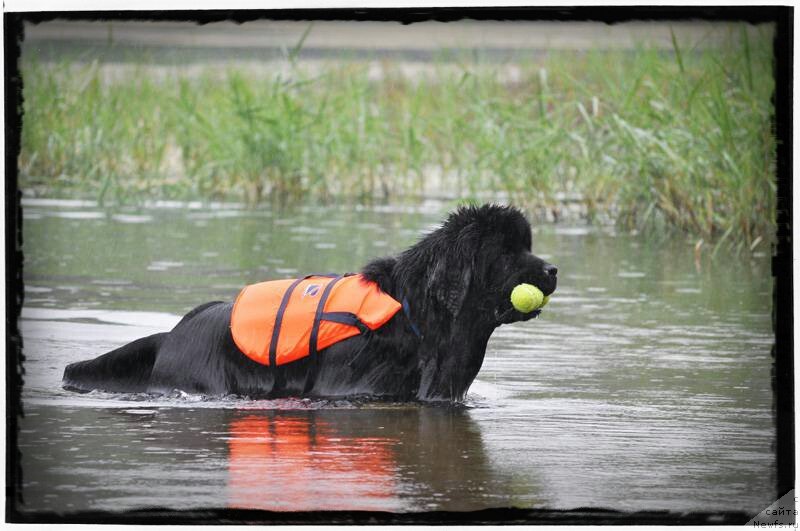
[{"left": 544, "top": 264, "right": 558, "bottom": 277}]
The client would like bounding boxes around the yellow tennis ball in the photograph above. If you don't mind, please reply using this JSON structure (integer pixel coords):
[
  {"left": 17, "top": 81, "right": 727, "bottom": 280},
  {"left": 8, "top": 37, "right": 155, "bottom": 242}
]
[
  {"left": 510, "top": 284, "right": 544, "bottom": 313},
  {"left": 541, "top": 295, "right": 551, "bottom": 307}
]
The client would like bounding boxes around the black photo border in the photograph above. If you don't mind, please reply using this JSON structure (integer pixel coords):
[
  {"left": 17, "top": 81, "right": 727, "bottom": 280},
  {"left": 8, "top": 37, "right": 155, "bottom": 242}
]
[{"left": 4, "top": 5, "right": 793, "bottom": 525}]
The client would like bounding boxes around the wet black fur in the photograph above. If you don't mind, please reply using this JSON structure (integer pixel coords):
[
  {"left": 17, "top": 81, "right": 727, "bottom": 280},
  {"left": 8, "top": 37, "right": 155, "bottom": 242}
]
[{"left": 63, "top": 204, "right": 557, "bottom": 402}]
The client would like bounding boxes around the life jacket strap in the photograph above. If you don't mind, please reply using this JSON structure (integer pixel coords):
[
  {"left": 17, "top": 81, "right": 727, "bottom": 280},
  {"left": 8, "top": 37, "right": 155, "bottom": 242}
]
[
  {"left": 268, "top": 277, "right": 305, "bottom": 367},
  {"left": 402, "top": 297, "right": 422, "bottom": 339},
  {"left": 267, "top": 273, "right": 341, "bottom": 367},
  {"left": 309, "top": 275, "right": 345, "bottom": 359},
  {"left": 320, "top": 311, "right": 370, "bottom": 334}
]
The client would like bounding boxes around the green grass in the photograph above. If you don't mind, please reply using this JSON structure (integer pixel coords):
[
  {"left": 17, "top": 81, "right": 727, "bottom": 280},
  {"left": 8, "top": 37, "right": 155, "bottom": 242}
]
[{"left": 19, "top": 25, "right": 776, "bottom": 251}]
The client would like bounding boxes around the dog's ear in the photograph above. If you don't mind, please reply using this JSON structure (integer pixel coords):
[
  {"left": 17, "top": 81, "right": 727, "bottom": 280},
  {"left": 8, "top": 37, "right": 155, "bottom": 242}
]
[
  {"left": 428, "top": 228, "right": 478, "bottom": 317},
  {"left": 429, "top": 260, "right": 472, "bottom": 316}
]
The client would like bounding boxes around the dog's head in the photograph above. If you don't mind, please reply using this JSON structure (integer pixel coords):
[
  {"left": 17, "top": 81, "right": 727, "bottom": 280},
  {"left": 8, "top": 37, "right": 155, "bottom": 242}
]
[
  {"left": 412, "top": 204, "right": 557, "bottom": 326},
  {"left": 378, "top": 203, "right": 556, "bottom": 401}
]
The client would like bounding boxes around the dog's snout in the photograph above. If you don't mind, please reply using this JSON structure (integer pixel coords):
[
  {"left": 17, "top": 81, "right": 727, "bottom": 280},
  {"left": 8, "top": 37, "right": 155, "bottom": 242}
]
[{"left": 544, "top": 264, "right": 558, "bottom": 277}]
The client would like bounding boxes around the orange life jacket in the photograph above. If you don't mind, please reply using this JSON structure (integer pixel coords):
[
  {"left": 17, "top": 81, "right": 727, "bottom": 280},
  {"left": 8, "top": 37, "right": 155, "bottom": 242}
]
[{"left": 230, "top": 274, "right": 402, "bottom": 366}]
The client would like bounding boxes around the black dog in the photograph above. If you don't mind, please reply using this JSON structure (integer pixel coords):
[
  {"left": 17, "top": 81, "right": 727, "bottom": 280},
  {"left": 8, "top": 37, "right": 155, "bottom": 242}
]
[{"left": 63, "top": 204, "right": 557, "bottom": 402}]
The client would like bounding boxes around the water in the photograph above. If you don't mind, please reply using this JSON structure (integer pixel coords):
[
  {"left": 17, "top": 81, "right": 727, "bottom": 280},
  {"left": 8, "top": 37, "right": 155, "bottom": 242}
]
[{"left": 17, "top": 198, "right": 775, "bottom": 515}]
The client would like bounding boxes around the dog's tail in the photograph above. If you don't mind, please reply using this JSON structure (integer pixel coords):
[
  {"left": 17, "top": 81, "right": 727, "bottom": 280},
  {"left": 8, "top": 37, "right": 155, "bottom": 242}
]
[
  {"left": 62, "top": 333, "right": 166, "bottom": 394},
  {"left": 62, "top": 301, "right": 224, "bottom": 394}
]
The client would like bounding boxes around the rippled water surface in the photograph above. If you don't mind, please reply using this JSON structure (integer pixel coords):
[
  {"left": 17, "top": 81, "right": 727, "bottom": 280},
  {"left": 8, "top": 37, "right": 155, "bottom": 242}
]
[{"left": 17, "top": 199, "right": 775, "bottom": 515}]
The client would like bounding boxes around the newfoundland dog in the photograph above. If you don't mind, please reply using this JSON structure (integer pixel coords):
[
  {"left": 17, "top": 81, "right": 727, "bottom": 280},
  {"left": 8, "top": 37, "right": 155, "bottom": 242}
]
[{"left": 63, "top": 204, "right": 557, "bottom": 402}]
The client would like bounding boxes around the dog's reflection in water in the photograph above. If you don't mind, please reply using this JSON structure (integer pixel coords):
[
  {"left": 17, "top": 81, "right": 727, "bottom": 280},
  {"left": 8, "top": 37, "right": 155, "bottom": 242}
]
[
  {"left": 225, "top": 406, "right": 535, "bottom": 512},
  {"left": 227, "top": 412, "right": 400, "bottom": 511}
]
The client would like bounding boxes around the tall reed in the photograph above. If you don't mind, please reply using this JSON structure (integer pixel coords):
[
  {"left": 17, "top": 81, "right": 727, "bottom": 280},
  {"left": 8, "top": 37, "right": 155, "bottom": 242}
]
[{"left": 19, "top": 24, "right": 775, "bottom": 250}]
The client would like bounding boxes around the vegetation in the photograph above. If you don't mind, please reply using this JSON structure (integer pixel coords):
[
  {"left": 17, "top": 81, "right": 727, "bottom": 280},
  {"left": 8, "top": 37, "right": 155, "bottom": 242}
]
[{"left": 19, "top": 25, "right": 775, "bottom": 251}]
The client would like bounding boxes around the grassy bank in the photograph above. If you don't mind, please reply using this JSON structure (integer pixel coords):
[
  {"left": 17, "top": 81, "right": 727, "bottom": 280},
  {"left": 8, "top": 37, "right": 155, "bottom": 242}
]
[{"left": 19, "top": 25, "right": 775, "bottom": 250}]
